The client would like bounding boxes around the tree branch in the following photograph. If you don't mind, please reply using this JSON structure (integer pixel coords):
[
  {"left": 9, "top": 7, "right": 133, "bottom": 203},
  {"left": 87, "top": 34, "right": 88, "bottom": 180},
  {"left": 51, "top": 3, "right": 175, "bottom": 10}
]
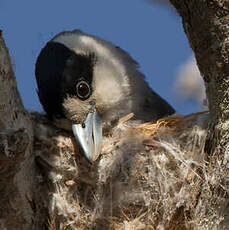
[
  {"left": 169, "top": 0, "right": 229, "bottom": 155},
  {"left": 0, "top": 31, "right": 35, "bottom": 230}
]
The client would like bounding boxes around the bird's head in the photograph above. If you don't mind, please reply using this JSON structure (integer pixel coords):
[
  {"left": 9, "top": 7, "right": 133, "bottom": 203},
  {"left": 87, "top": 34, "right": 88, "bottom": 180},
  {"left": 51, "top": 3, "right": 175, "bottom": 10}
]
[{"left": 35, "top": 30, "right": 175, "bottom": 162}]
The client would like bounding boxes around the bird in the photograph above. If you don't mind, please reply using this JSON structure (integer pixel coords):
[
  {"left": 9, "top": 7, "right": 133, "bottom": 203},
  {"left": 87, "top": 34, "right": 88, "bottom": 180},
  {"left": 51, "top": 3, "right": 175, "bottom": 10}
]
[{"left": 35, "top": 30, "right": 175, "bottom": 162}]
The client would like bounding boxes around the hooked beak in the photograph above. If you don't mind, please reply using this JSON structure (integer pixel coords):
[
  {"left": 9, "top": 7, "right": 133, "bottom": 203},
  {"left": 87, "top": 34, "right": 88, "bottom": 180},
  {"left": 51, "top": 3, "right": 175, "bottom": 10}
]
[{"left": 72, "top": 110, "right": 102, "bottom": 162}]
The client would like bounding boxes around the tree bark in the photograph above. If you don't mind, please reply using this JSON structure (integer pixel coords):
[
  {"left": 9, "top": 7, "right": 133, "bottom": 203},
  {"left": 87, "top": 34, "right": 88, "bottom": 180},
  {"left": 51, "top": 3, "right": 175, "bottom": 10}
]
[
  {"left": 169, "top": 0, "right": 229, "bottom": 155},
  {"left": 0, "top": 30, "right": 35, "bottom": 230}
]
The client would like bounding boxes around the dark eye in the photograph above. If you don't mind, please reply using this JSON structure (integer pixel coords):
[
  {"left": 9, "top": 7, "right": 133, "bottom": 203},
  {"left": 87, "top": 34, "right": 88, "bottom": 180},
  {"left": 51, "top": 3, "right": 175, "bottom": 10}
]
[{"left": 76, "top": 80, "right": 91, "bottom": 100}]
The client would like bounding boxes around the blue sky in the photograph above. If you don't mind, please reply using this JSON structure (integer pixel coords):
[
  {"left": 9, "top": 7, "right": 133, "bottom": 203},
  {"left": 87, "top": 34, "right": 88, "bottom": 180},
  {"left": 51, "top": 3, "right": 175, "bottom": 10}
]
[{"left": 1, "top": 0, "right": 197, "bottom": 114}]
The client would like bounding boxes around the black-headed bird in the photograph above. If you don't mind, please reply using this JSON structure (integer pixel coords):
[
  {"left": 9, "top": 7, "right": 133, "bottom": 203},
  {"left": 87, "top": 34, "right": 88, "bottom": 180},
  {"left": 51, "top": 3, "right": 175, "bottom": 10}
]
[{"left": 35, "top": 30, "right": 175, "bottom": 162}]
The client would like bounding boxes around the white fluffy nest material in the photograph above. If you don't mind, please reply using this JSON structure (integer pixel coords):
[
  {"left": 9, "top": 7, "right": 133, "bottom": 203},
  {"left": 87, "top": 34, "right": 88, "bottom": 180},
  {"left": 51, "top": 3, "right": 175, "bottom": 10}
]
[{"left": 31, "top": 111, "right": 226, "bottom": 230}]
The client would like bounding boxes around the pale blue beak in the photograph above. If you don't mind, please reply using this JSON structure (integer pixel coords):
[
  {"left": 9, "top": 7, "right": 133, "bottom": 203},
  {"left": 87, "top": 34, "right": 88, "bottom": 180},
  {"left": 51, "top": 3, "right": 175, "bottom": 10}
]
[{"left": 72, "top": 110, "right": 102, "bottom": 162}]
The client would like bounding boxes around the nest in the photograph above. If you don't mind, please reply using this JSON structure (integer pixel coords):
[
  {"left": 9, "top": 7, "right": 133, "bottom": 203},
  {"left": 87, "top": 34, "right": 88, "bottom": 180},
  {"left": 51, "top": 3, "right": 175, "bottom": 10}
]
[{"left": 31, "top": 111, "right": 225, "bottom": 230}]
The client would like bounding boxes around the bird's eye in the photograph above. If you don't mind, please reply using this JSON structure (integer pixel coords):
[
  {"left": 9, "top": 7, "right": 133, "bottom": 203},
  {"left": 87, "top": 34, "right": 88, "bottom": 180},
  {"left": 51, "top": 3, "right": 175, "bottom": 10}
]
[{"left": 76, "top": 80, "right": 91, "bottom": 100}]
